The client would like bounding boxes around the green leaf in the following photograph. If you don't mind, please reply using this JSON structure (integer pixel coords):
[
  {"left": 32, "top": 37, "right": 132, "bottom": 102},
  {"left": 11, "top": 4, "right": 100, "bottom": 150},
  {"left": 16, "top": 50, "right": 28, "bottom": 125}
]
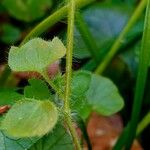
[
  {"left": 71, "top": 71, "right": 124, "bottom": 119},
  {"left": 1, "top": 99, "right": 58, "bottom": 137},
  {"left": 8, "top": 37, "right": 66, "bottom": 74},
  {"left": 2, "top": 0, "right": 52, "bottom": 22},
  {"left": 0, "top": 89, "right": 23, "bottom": 106},
  {"left": 86, "top": 73, "right": 124, "bottom": 116},
  {"left": 30, "top": 124, "right": 73, "bottom": 150},
  {"left": 71, "top": 71, "right": 92, "bottom": 119},
  {"left": 0, "top": 24, "right": 21, "bottom": 44},
  {"left": 0, "top": 131, "right": 39, "bottom": 150},
  {"left": 24, "top": 78, "right": 50, "bottom": 100}
]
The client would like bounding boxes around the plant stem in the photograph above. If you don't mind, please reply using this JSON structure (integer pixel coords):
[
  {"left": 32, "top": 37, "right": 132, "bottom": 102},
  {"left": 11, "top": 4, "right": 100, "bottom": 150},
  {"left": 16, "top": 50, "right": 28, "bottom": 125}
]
[
  {"left": 95, "top": 0, "right": 147, "bottom": 74},
  {"left": 41, "top": 71, "right": 64, "bottom": 100},
  {"left": 113, "top": 109, "right": 148, "bottom": 150},
  {"left": 136, "top": 111, "right": 150, "bottom": 136},
  {"left": 65, "top": 113, "right": 81, "bottom": 150},
  {"left": 125, "top": 0, "right": 150, "bottom": 148},
  {"left": 113, "top": 111, "right": 150, "bottom": 150},
  {"left": 4, "top": 0, "right": 95, "bottom": 87},
  {"left": 65, "top": 0, "right": 75, "bottom": 112},
  {"left": 21, "top": 0, "right": 95, "bottom": 45},
  {"left": 64, "top": 0, "right": 81, "bottom": 149},
  {"left": 76, "top": 11, "right": 99, "bottom": 62}
]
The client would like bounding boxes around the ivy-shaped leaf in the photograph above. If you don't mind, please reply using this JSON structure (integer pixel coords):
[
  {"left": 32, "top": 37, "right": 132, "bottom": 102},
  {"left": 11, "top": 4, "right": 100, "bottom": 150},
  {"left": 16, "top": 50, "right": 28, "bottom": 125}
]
[
  {"left": 24, "top": 78, "right": 51, "bottom": 100},
  {"left": 8, "top": 37, "right": 66, "bottom": 74},
  {"left": 1, "top": 99, "right": 58, "bottom": 137},
  {"left": 30, "top": 124, "right": 73, "bottom": 150},
  {"left": 71, "top": 71, "right": 124, "bottom": 119}
]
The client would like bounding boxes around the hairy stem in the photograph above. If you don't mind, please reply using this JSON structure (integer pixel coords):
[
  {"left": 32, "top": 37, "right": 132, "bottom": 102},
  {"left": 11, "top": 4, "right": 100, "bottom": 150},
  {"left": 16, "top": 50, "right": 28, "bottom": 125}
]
[
  {"left": 65, "top": 113, "right": 81, "bottom": 150},
  {"left": 95, "top": 0, "right": 147, "bottom": 74},
  {"left": 64, "top": 0, "right": 81, "bottom": 150},
  {"left": 41, "top": 71, "right": 64, "bottom": 100},
  {"left": 3, "top": 0, "right": 95, "bottom": 88},
  {"left": 65, "top": 0, "right": 75, "bottom": 112}
]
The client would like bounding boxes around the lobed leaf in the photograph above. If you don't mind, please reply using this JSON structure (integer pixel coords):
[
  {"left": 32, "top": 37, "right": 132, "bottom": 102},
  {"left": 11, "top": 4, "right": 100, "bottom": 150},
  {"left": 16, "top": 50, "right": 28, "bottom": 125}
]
[
  {"left": 1, "top": 99, "right": 58, "bottom": 137},
  {"left": 71, "top": 71, "right": 124, "bottom": 119},
  {"left": 24, "top": 78, "right": 51, "bottom": 100},
  {"left": 86, "top": 73, "right": 124, "bottom": 116},
  {"left": 8, "top": 37, "right": 66, "bottom": 74}
]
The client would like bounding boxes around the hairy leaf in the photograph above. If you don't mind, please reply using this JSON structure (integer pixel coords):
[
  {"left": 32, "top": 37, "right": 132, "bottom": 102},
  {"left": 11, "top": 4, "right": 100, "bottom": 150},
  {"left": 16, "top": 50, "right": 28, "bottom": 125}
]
[
  {"left": 8, "top": 37, "right": 66, "bottom": 74},
  {"left": 1, "top": 99, "right": 58, "bottom": 137}
]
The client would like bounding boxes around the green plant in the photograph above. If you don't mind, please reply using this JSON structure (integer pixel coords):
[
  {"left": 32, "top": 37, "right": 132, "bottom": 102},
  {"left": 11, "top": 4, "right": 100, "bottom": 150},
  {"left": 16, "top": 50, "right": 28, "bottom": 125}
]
[
  {"left": 0, "top": 0, "right": 124, "bottom": 149},
  {"left": 0, "top": 0, "right": 150, "bottom": 149}
]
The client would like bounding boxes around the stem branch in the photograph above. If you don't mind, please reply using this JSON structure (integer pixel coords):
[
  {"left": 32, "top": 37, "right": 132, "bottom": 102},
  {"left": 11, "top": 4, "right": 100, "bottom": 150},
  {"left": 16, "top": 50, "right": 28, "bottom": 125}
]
[
  {"left": 21, "top": 0, "right": 95, "bottom": 45},
  {"left": 41, "top": 71, "right": 64, "bottom": 100},
  {"left": 95, "top": 0, "right": 147, "bottom": 74}
]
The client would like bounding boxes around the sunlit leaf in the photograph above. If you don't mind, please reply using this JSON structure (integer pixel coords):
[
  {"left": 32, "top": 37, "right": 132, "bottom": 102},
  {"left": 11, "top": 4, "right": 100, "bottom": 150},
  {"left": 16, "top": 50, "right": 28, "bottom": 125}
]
[
  {"left": 1, "top": 99, "right": 58, "bottom": 137},
  {"left": 8, "top": 37, "right": 66, "bottom": 74}
]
